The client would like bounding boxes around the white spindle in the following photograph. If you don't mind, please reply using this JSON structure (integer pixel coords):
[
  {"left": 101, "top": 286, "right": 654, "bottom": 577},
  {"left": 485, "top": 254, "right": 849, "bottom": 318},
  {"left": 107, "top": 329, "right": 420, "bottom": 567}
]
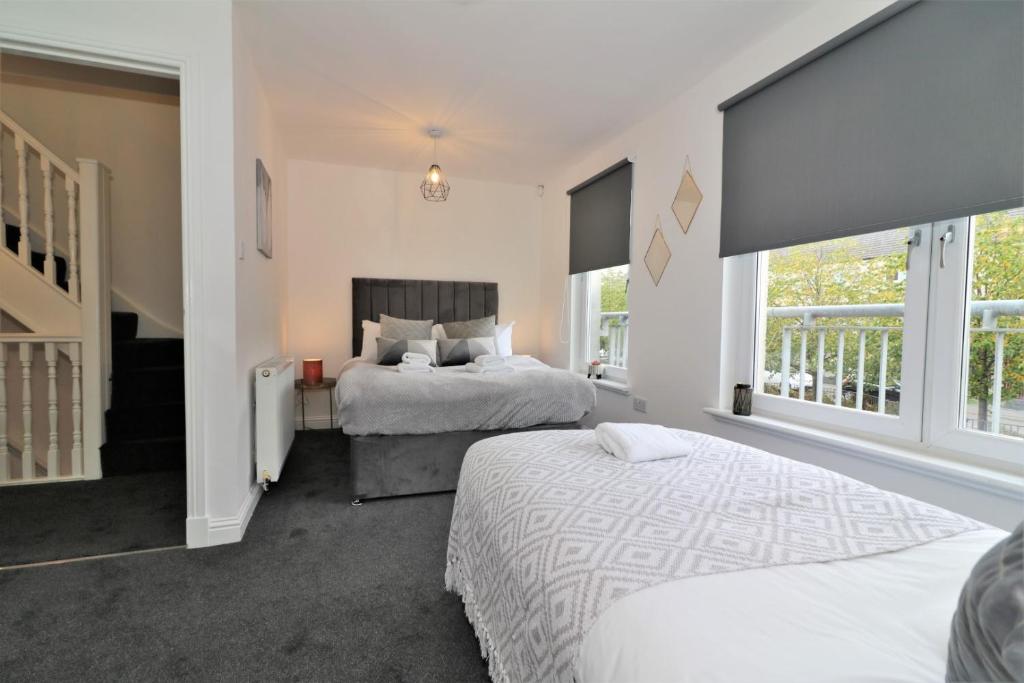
[
  {"left": 798, "top": 328, "right": 808, "bottom": 400},
  {"left": 66, "top": 177, "right": 80, "bottom": 300},
  {"left": 42, "top": 159, "right": 56, "bottom": 284},
  {"left": 834, "top": 330, "right": 845, "bottom": 406},
  {"left": 992, "top": 332, "right": 1004, "bottom": 434},
  {"left": 780, "top": 327, "right": 792, "bottom": 397},
  {"left": 856, "top": 330, "right": 866, "bottom": 410},
  {"left": 45, "top": 342, "right": 59, "bottom": 478},
  {"left": 0, "top": 344, "right": 8, "bottom": 481},
  {"left": 814, "top": 329, "right": 825, "bottom": 403},
  {"left": 70, "top": 342, "right": 83, "bottom": 477},
  {"left": 20, "top": 342, "right": 34, "bottom": 479},
  {"left": 621, "top": 323, "right": 629, "bottom": 368},
  {"left": 877, "top": 330, "right": 889, "bottom": 415},
  {"left": 15, "top": 135, "right": 30, "bottom": 265}
]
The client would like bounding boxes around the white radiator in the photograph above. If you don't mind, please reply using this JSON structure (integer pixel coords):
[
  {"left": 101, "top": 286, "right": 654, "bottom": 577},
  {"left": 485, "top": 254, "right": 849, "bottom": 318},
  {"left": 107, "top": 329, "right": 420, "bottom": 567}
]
[{"left": 255, "top": 356, "right": 295, "bottom": 489}]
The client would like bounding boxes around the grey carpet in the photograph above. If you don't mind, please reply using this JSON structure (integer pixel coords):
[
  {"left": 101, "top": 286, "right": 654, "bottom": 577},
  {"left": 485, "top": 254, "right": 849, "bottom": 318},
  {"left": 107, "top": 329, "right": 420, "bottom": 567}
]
[
  {"left": 0, "top": 430, "right": 490, "bottom": 682},
  {"left": 0, "top": 469, "right": 186, "bottom": 566}
]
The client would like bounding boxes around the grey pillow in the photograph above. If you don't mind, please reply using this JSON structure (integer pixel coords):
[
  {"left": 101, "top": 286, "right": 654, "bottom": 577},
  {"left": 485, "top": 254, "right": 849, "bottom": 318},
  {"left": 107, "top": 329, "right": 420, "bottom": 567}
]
[
  {"left": 443, "top": 315, "right": 496, "bottom": 339},
  {"left": 376, "top": 337, "right": 438, "bottom": 366},
  {"left": 947, "top": 522, "right": 1024, "bottom": 682},
  {"left": 438, "top": 337, "right": 496, "bottom": 366},
  {"left": 379, "top": 314, "right": 433, "bottom": 341}
]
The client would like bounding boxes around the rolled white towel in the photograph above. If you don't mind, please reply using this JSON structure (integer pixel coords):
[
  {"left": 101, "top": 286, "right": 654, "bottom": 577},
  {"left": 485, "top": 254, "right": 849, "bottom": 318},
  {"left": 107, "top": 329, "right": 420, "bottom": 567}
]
[
  {"left": 473, "top": 354, "right": 507, "bottom": 367},
  {"left": 397, "top": 363, "right": 434, "bottom": 374},
  {"left": 465, "top": 362, "right": 514, "bottom": 374},
  {"left": 401, "top": 352, "right": 432, "bottom": 365},
  {"left": 594, "top": 422, "right": 693, "bottom": 463}
]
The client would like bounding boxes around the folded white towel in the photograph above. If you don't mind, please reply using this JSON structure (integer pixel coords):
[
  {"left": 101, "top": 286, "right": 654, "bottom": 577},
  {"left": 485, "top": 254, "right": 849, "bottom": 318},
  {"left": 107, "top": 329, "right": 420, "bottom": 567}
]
[
  {"left": 401, "top": 352, "right": 432, "bottom": 365},
  {"left": 397, "top": 362, "right": 435, "bottom": 374},
  {"left": 465, "top": 362, "right": 514, "bottom": 374},
  {"left": 473, "top": 354, "right": 507, "bottom": 367},
  {"left": 594, "top": 422, "right": 693, "bottom": 463}
]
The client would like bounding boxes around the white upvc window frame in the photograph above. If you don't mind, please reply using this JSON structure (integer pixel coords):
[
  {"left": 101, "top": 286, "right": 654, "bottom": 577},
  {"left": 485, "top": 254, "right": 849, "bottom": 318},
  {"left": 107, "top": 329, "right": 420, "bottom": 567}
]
[
  {"left": 571, "top": 268, "right": 628, "bottom": 385},
  {"left": 750, "top": 223, "right": 935, "bottom": 443},
  {"left": 726, "top": 213, "right": 1023, "bottom": 473}
]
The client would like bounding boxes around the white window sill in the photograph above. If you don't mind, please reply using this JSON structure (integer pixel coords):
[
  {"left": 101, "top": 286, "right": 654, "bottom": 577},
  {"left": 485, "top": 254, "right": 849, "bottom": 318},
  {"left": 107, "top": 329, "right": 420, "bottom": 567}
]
[
  {"left": 703, "top": 407, "right": 1023, "bottom": 499},
  {"left": 592, "top": 378, "right": 630, "bottom": 396}
]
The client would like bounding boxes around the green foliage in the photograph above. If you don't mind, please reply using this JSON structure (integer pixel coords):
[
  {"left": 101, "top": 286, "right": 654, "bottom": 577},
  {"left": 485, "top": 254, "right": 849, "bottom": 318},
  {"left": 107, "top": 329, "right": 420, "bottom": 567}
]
[{"left": 600, "top": 266, "right": 629, "bottom": 313}]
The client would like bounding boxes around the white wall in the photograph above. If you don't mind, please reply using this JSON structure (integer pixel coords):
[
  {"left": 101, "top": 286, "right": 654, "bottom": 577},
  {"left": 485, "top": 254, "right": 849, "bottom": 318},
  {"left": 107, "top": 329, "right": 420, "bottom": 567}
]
[
  {"left": 537, "top": 1, "right": 1021, "bottom": 530},
  {"left": 0, "top": 1, "right": 252, "bottom": 545},
  {"left": 286, "top": 160, "right": 542, "bottom": 426},
  {"left": 232, "top": 12, "right": 288, "bottom": 500},
  {"left": 0, "top": 54, "right": 184, "bottom": 337}
]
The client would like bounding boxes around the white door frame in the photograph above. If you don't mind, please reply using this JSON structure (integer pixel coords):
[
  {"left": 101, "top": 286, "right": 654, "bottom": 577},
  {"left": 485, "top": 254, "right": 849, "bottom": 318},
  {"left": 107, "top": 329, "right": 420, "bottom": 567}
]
[{"left": 0, "top": 30, "right": 208, "bottom": 541}]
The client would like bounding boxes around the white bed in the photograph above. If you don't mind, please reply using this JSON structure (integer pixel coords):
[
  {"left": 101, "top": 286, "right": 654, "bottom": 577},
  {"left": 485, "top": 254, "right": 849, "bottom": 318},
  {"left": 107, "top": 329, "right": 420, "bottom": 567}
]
[{"left": 446, "top": 429, "right": 1003, "bottom": 683}]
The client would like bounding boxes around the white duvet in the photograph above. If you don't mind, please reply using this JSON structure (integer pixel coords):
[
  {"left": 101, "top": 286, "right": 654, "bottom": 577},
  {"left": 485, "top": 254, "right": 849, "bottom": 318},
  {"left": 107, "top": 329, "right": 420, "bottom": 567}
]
[{"left": 578, "top": 528, "right": 1006, "bottom": 683}]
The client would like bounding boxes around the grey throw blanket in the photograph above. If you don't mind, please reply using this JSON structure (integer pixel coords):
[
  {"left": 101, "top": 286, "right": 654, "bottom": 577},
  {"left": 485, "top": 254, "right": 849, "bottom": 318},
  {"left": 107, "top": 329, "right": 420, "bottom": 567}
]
[
  {"left": 948, "top": 522, "right": 1024, "bottom": 682},
  {"left": 336, "top": 360, "right": 595, "bottom": 436},
  {"left": 446, "top": 429, "right": 984, "bottom": 683}
]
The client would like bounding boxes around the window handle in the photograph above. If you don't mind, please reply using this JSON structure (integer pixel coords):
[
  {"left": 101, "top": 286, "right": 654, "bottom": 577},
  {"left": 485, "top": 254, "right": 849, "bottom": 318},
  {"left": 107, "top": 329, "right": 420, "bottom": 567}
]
[
  {"left": 939, "top": 225, "right": 955, "bottom": 268},
  {"left": 905, "top": 229, "right": 921, "bottom": 269}
]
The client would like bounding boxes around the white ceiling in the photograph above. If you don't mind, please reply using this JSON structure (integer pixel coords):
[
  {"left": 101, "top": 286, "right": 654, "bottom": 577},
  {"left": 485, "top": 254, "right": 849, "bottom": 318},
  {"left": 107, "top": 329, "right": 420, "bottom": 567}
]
[{"left": 237, "top": 1, "right": 810, "bottom": 185}]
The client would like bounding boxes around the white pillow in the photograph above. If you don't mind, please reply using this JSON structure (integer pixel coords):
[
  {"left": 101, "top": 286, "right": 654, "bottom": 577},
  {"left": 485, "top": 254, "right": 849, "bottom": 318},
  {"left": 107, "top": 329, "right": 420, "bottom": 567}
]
[
  {"left": 360, "top": 320, "right": 381, "bottom": 359},
  {"left": 431, "top": 323, "right": 447, "bottom": 340},
  {"left": 495, "top": 321, "right": 515, "bottom": 357}
]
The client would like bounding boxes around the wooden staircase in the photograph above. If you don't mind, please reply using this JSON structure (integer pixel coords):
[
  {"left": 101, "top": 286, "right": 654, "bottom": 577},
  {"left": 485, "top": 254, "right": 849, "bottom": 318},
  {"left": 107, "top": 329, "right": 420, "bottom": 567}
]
[{"left": 101, "top": 312, "right": 185, "bottom": 475}]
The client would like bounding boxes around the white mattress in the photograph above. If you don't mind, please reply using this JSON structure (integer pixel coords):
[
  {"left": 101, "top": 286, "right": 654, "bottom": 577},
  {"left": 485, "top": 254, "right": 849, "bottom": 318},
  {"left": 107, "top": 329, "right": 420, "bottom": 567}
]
[{"left": 578, "top": 528, "right": 1007, "bottom": 683}]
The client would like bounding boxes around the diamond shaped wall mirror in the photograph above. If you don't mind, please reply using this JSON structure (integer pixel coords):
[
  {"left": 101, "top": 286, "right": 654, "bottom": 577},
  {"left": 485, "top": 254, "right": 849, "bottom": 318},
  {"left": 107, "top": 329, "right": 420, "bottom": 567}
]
[
  {"left": 644, "top": 216, "right": 672, "bottom": 286},
  {"left": 672, "top": 169, "right": 703, "bottom": 234}
]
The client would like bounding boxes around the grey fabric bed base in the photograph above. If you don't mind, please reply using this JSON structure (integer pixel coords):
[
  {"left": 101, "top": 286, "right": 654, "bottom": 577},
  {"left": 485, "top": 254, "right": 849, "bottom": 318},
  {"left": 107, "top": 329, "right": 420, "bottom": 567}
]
[{"left": 348, "top": 423, "right": 581, "bottom": 504}]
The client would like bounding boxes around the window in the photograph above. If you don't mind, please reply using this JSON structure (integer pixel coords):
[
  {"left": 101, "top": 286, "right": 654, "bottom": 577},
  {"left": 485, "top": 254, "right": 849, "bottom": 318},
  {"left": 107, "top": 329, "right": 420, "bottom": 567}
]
[
  {"left": 752, "top": 208, "right": 1023, "bottom": 465},
  {"left": 573, "top": 265, "right": 629, "bottom": 383}
]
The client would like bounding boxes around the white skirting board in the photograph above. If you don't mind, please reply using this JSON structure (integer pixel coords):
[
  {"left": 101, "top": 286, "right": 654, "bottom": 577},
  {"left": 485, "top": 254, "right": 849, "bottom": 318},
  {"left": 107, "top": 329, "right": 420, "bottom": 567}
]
[{"left": 186, "top": 483, "right": 263, "bottom": 547}]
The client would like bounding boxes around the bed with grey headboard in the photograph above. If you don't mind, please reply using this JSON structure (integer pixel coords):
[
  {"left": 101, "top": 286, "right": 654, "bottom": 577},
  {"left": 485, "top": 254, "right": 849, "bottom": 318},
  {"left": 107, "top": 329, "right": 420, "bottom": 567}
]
[{"left": 343, "top": 277, "right": 591, "bottom": 504}]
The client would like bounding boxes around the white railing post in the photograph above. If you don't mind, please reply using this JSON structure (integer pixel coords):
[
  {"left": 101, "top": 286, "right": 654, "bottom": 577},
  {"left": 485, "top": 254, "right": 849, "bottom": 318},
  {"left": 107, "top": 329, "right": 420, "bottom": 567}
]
[
  {"left": 798, "top": 323, "right": 809, "bottom": 400},
  {"left": 41, "top": 158, "right": 56, "bottom": 284},
  {"left": 815, "top": 328, "right": 825, "bottom": 403},
  {"left": 856, "top": 330, "right": 866, "bottom": 410},
  {"left": 834, "top": 330, "right": 845, "bottom": 406},
  {"left": 77, "top": 159, "right": 113, "bottom": 479},
  {"left": 992, "top": 331, "right": 1004, "bottom": 434},
  {"left": 66, "top": 177, "right": 80, "bottom": 301},
  {"left": 70, "top": 342, "right": 83, "bottom": 478},
  {"left": 877, "top": 330, "right": 889, "bottom": 415},
  {"left": 20, "top": 342, "right": 34, "bottom": 479},
  {"left": 780, "top": 326, "right": 792, "bottom": 397},
  {"left": 15, "top": 135, "right": 30, "bottom": 265},
  {"left": 45, "top": 342, "right": 59, "bottom": 478},
  {"left": 0, "top": 344, "right": 7, "bottom": 481}
]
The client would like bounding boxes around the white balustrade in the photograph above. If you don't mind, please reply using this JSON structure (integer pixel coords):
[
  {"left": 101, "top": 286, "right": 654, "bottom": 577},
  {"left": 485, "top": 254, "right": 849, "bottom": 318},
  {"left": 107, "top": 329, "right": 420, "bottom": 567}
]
[
  {"left": 0, "top": 336, "right": 84, "bottom": 484},
  {"left": 599, "top": 312, "right": 630, "bottom": 368},
  {"left": 15, "top": 135, "right": 30, "bottom": 265}
]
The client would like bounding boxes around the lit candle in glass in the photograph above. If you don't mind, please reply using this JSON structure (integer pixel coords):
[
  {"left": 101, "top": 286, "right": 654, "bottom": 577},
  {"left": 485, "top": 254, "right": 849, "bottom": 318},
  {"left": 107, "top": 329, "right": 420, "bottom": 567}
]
[{"left": 302, "top": 359, "right": 323, "bottom": 386}]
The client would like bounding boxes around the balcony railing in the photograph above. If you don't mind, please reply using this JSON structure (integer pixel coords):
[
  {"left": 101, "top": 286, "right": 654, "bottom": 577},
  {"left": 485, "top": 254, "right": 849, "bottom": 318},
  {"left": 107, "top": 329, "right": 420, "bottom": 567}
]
[
  {"left": 764, "top": 300, "right": 1024, "bottom": 434},
  {"left": 599, "top": 311, "right": 629, "bottom": 368}
]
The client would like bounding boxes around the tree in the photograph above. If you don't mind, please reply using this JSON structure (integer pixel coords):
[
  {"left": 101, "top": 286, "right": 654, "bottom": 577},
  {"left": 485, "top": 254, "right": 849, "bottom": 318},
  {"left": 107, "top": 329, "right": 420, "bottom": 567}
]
[{"left": 600, "top": 266, "right": 628, "bottom": 313}]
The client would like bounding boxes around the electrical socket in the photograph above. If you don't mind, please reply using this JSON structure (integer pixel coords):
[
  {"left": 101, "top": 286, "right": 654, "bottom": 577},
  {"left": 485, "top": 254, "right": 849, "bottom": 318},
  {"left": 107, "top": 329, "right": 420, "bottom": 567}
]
[{"left": 632, "top": 396, "right": 647, "bottom": 413}]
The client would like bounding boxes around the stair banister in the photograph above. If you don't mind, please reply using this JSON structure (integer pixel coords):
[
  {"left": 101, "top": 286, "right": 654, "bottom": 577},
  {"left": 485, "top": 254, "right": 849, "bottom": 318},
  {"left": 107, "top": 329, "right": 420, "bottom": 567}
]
[
  {"left": 77, "top": 159, "right": 112, "bottom": 479},
  {"left": 15, "top": 135, "right": 30, "bottom": 266}
]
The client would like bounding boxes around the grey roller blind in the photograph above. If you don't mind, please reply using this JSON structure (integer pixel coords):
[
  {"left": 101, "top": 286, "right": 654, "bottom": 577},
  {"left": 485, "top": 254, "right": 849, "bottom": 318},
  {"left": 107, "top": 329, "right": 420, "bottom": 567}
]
[
  {"left": 719, "top": 0, "right": 1024, "bottom": 258},
  {"left": 568, "top": 159, "right": 632, "bottom": 274}
]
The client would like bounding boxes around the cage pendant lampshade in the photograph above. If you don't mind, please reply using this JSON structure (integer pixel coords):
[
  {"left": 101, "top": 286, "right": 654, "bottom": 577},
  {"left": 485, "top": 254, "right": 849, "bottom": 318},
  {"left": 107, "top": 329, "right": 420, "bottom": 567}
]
[{"left": 421, "top": 130, "right": 450, "bottom": 201}]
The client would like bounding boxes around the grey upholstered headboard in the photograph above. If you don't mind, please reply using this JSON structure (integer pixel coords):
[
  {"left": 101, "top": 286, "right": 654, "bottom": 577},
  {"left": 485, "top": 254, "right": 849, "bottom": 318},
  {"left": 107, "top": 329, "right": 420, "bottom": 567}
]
[{"left": 352, "top": 278, "right": 499, "bottom": 357}]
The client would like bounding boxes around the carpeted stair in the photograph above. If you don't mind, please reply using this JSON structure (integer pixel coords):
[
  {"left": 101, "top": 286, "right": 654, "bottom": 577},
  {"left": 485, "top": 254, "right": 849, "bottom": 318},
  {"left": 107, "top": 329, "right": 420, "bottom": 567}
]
[
  {"left": 101, "top": 312, "right": 186, "bottom": 475},
  {"left": 4, "top": 223, "right": 69, "bottom": 291}
]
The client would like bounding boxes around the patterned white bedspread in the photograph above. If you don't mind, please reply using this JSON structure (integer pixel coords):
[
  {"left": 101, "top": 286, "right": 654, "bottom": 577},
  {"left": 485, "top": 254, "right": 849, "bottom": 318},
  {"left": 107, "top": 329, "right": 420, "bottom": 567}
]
[
  {"left": 445, "top": 429, "right": 984, "bottom": 683},
  {"left": 336, "top": 359, "right": 595, "bottom": 436}
]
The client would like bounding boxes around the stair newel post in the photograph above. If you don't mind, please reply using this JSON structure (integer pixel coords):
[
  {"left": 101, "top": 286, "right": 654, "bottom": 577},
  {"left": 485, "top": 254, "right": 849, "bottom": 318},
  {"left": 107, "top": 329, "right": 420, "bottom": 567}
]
[
  {"left": 0, "top": 343, "right": 8, "bottom": 482},
  {"left": 41, "top": 159, "right": 56, "bottom": 285},
  {"left": 20, "top": 342, "right": 33, "bottom": 480},
  {"left": 77, "top": 159, "right": 112, "bottom": 480},
  {"left": 15, "top": 135, "right": 30, "bottom": 266},
  {"left": 66, "top": 177, "right": 80, "bottom": 301},
  {"left": 70, "top": 342, "right": 83, "bottom": 478},
  {"left": 45, "top": 342, "right": 59, "bottom": 478}
]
